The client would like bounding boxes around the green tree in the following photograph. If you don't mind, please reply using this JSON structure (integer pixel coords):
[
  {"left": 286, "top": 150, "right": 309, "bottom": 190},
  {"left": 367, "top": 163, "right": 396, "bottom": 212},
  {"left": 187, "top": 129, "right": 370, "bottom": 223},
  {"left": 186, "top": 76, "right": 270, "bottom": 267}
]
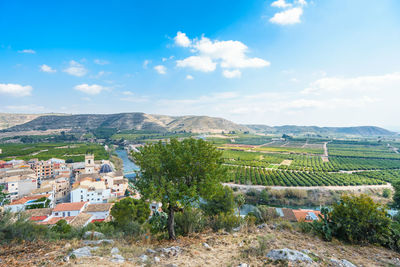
[
  {"left": 0, "top": 185, "right": 9, "bottom": 206},
  {"left": 201, "top": 185, "right": 236, "bottom": 216},
  {"left": 393, "top": 181, "right": 400, "bottom": 208},
  {"left": 25, "top": 197, "right": 50, "bottom": 209},
  {"left": 111, "top": 198, "right": 150, "bottom": 226},
  {"left": 235, "top": 193, "right": 246, "bottom": 217},
  {"left": 133, "top": 138, "right": 226, "bottom": 239}
]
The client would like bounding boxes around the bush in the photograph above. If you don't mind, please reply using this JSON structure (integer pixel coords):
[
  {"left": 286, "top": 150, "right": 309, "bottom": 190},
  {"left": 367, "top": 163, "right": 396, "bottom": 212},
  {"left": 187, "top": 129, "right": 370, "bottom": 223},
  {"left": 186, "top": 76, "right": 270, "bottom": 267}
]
[
  {"left": 257, "top": 205, "right": 278, "bottom": 223},
  {"left": 201, "top": 186, "right": 236, "bottom": 216},
  {"left": 175, "top": 208, "right": 206, "bottom": 236},
  {"left": 148, "top": 211, "right": 168, "bottom": 234},
  {"left": 111, "top": 198, "right": 150, "bottom": 226},
  {"left": 276, "top": 221, "right": 293, "bottom": 231},
  {"left": 209, "top": 212, "right": 242, "bottom": 232},
  {"left": 383, "top": 188, "right": 392, "bottom": 198}
]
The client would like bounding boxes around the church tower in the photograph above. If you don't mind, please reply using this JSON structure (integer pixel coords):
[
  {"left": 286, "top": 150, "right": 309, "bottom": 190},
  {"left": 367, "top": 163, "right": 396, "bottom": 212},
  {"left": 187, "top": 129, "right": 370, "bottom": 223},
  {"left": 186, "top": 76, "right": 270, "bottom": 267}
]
[{"left": 85, "top": 154, "right": 95, "bottom": 174}]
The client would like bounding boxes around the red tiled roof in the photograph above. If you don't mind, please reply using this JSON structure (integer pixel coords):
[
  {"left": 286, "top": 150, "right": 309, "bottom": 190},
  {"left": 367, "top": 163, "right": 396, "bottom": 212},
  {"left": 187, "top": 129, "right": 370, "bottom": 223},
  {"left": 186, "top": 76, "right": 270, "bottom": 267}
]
[
  {"left": 30, "top": 216, "right": 48, "bottom": 221},
  {"left": 9, "top": 194, "right": 50, "bottom": 205},
  {"left": 53, "top": 202, "right": 87, "bottom": 212},
  {"left": 91, "top": 219, "right": 105, "bottom": 223},
  {"left": 292, "top": 210, "right": 321, "bottom": 222},
  {"left": 38, "top": 216, "right": 75, "bottom": 225}
]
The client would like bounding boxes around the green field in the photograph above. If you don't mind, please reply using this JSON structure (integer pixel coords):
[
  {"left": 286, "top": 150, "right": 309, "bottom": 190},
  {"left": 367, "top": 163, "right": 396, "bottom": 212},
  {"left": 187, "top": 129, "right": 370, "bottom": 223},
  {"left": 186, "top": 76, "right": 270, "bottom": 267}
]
[{"left": 0, "top": 143, "right": 109, "bottom": 162}]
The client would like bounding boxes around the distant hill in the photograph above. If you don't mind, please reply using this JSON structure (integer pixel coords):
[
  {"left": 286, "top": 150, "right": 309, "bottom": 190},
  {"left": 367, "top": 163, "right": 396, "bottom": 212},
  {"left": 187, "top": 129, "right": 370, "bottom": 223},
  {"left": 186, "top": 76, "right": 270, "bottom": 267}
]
[
  {"left": 0, "top": 112, "right": 394, "bottom": 136},
  {"left": 245, "top": 124, "right": 395, "bottom": 136},
  {"left": 1, "top": 113, "right": 250, "bottom": 134}
]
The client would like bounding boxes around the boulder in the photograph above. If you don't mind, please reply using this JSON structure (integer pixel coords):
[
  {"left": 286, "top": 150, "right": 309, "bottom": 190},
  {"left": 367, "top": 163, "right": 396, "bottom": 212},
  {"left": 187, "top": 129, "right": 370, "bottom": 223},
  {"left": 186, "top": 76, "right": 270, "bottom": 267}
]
[
  {"left": 257, "top": 223, "right": 268, "bottom": 229},
  {"left": 83, "top": 231, "right": 105, "bottom": 240},
  {"left": 71, "top": 247, "right": 94, "bottom": 258},
  {"left": 154, "top": 256, "right": 160, "bottom": 263},
  {"left": 111, "top": 247, "right": 120, "bottom": 255},
  {"left": 330, "top": 259, "right": 357, "bottom": 267},
  {"left": 111, "top": 254, "right": 125, "bottom": 263},
  {"left": 157, "top": 246, "right": 182, "bottom": 257},
  {"left": 139, "top": 254, "right": 149, "bottom": 262},
  {"left": 164, "top": 264, "right": 178, "bottom": 267},
  {"left": 147, "top": 248, "right": 156, "bottom": 254},
  {"left": 266, "top": 248, "right": 313, "bottom": 263},
  {"left": 82, "top": 239, "right": 114, "bottom": 246},
  {"left": 238, "top": 264, "right": 249, "bottom": 267}
]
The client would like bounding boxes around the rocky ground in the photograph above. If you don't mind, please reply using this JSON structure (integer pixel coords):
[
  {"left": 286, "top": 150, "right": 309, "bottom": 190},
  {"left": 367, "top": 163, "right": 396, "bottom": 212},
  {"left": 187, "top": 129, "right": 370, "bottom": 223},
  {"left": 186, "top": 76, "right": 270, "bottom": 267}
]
[{"left": 1, "top": 223, "right": 400, "bottom": 267}]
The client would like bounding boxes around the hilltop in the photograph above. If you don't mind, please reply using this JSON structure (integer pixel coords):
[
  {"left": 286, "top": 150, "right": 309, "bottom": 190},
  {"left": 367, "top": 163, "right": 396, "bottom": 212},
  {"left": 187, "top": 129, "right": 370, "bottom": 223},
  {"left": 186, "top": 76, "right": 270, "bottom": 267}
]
[{"left": 0, "top": 112, "right": 395, "bottom": 136}]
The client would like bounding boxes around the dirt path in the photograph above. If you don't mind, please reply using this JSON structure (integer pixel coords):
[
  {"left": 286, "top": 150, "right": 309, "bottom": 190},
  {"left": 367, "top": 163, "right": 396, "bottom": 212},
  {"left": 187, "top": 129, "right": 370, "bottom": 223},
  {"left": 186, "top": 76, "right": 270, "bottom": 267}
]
[
  {"left": 223, "top": 182, "right": 392, "bottom": 192},
  {"left": 321, "top": 141, "right": 329, "bottom": 162}
]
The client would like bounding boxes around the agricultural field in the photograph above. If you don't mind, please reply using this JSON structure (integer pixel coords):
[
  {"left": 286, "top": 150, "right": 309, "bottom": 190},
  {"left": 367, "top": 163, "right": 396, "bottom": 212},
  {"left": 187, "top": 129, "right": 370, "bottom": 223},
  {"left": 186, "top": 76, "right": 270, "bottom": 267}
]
[
  {"left": 0, "top": 143, "right": 109, "bottom": 162},
  {"left": 216, "top": 136, "right": 400, "bottom": 187}
]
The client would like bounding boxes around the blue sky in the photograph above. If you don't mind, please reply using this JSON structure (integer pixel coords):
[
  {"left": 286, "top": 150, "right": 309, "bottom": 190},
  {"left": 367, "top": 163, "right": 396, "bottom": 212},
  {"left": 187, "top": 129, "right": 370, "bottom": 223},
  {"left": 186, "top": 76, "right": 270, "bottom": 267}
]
[{"left": 1, "top": 0, "right": 400, "bottom": 129}]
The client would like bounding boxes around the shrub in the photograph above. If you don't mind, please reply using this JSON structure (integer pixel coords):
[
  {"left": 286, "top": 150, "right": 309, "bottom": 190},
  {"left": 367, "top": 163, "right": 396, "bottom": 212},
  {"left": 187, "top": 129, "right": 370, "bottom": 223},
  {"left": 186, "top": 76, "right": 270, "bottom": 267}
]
[
  {"left": 257, "top": 205, "right": 278, "bottom": 223},
  {"left": 201, "top": 186, "right": 236, "bottom": 216},
  {"left": 111, "top": 198, "right": 150, "bottom": 226},
  {"left": 276, "top": 221, "right": 293, "bottom": 231},
  {"left": 175, "top": 208, "right": 206, "bottom": 236},
  {"left": 148, "top": 211, "right": 168, "bottom": 234},
  {"left": 383, "top": 188, "right": 392, "bottom": 198},
  {"left": 259, "top": 189, "right": 269, "bottom": 205},
  {"left": 284, "top": 189, "right": 307, "bottom": 199},
  {"left": 209, "top": 212, "right": 242, "bottom": 232}
]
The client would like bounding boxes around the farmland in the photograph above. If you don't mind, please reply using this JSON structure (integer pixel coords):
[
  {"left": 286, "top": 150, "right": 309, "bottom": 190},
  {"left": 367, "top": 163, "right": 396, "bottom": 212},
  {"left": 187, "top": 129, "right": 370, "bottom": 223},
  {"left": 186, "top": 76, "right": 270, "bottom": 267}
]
[
  {"left": 211, "top": 134, "right": 400, "bottom": 187},
  {"left": 0, "top": 143, "right": 109, "bottom": 162}
]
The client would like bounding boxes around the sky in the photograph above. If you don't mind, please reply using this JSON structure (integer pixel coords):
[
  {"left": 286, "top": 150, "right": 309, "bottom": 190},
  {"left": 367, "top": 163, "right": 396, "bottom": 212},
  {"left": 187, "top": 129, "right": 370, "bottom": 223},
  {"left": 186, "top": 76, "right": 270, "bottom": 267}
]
[{"left": 1, "top": 0, "right": 400, "bottom": 130}]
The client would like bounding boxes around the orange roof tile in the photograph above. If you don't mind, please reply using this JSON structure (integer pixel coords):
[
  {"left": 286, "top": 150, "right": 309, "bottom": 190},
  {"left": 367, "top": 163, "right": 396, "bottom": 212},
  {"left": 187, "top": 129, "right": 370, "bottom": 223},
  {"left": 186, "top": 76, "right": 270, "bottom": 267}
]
[
  {"left": 292, "top": 210, "right": 321, "bottom": 222},
  {"left": 53, "top": 202, "right": 87, "bottom": 212}
]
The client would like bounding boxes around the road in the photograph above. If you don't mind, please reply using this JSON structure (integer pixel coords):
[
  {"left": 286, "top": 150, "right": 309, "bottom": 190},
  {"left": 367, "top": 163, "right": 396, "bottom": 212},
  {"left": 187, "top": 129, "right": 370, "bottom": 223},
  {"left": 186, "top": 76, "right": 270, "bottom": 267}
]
[
  {"left": 223, "top": 183, "right": 392, "bottom": 192},
  {"left": 321, "top": 142, "right": 329, "bottom": 162}
]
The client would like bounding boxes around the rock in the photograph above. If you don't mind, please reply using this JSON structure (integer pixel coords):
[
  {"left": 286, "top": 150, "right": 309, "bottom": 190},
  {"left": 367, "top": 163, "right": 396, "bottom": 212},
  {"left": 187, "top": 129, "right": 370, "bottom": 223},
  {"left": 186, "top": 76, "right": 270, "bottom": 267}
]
[
  {"left": 64, "top": 243, "right": 71, "bottom": 249},
  {"left": 111, "top": 247, "right": 120, "bottom": 254},
  {"left": 111, "top": 254, "right": 125, "bottom": 263},
  {"left": 266, "top": 248, "right": 313, "bottom": 263},
  {"left": 63, "top": 256, "right": 69, "bottom": 262},
  {"left": 233, "top": 226, "right": 241, "bottom": 232},
  {"left": 83, "top": 231, "right": 105, "bottom": 240},
  {"left": 257, "top": 223, "right": 267, "bottom": 229},
  {"left": 82, "top": 239, "right": 114, "bottom": 245},
  {"left": 238, "top": 264, "right": 249, "bottom": 267},
  {"left": 139, "top": 254, "right": 149, "bottom": 262},
  {"left": 157, "top": 246, "right": 182, "bottom": 257},
  {"left": 203, "top": 243, "right": 212, "bottom": 251},
  {"left": 70, "top": 247, "right": 93, "bottom": 258},
  {"left": 330, "top": 259, "right": 357, "bottom": 267},
  {"left": 164, "top": 264, "right": 178, "bottom": 267},
  {"left": 302, "top": 249, "right": 319, "bottom": 258},
  {"left": 147, "top": 248, "right": 156, "bottom": 254},
  {"left": 154, "top": 256, "right": 160, "bottom": 263}
]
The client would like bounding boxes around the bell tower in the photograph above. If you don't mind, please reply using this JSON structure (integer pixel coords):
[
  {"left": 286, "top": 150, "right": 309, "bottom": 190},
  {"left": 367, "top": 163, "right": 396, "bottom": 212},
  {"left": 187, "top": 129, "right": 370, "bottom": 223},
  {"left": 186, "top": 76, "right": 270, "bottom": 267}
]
[{"left": 85, "top": 154, "right": 95, "bottom": 174}]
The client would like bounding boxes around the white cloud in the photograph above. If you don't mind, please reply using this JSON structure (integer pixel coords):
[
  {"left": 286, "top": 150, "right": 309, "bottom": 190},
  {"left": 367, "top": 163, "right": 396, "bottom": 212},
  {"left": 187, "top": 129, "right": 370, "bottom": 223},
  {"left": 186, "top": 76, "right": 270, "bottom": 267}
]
[
  {"left": 40, "top": 64, "right": 56, "bottom": 73},
  {"left": 18, "top": 49, "right": 36, "bottom": 54},
  {"left": 94, "top": 59, "right": 109, "bottom": 65},
  {"left": 174, "top": 31, "right": 191, "bottom": 47},
  {"left": 270, "top": 7, "right": 303, "bottom": 25},
  {"left": 222, "top": 69, "right": 241, "bottom": 78},
  {"left": 175, "top": 33, "right": 270, "bottom": 76},
  {"left": 92, "top": 71, "right": 111, "bottom": 78},
  {"left": 186, "top": 75, "right": 194, "bottom": 80},
  {"left": 122, "top": 91, "right": 134, "bottom": 96},
  {"left": 271, "top": 0, "right": 292, "bottom": 8},
  {"left": 302, "top": 72, "right": 400, "bottom": 95},
  {"left": 4, "top": 104, "right": 45, "bottom": 112},
  {"left": 296, "top": 0, "right": 307, "bottom": 6},
  {"left": 63, "top": 60, "right": 88, "bottom": 77},
  {"left": 74, "top": 84, "right": 106, "bottom": 95},
  {"left": 143, "top": 60, "right": 151, "bottom": 69},
  {"left": 176, "top": 56, "right": 217, "bottom": 72},
  {"left": 0, "top": 83, "right": 32, "bottom": 97},
  {"left": 154, "top": 65, "right": 167, "bottom": 74}
]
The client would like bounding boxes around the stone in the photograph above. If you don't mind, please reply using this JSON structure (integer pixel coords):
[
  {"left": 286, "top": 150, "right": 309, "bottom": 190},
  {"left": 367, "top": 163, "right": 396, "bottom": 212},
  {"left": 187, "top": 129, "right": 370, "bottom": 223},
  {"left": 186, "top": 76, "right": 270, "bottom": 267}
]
[
  {"left": 203, "top": 243, "right": 212, "bottom": 251},
  {"left": 64, "top": 243, "right": 71, "bottom": 249},
  {"left": 111, "top": 254, "right": 125, "bottom": 263},
  {"left": 257, "top": 223, "right": 267, "bottom": 229},
  {"left": 233, "top": 226, "right": 241, "bottom": 232},
  {"left": 70, "top": 247, "right": 93, "bottom": 258},
  {"left": 111, "top": 247, "right": 120, "bottom": 255},
  {"left": 82, "top": 239, "right": 114, "bottom": 245},
  {"left": 266, "top": 248, "right": 313, "bottom": 263},
  {"left": 164, "top": 264, "right": 178, "bottom": 267},
  {"left": 157, "top": 246, "right": 182, "bottom": 257},
  {"left": 83, "top": 231, "right": 105, "bottom": 240},
  {"left": 330, "top": 258, "right": 357, "bottom": 267},
  {"left": 238, "top": 264, "right": 249, "bottom": 267},
  {"left": 139, "top": 254, "right": 149, "bottom": 262},
  {"left": 63, "top": 256, "right": 69, "bottom": 262},
  {"left": 154, "top": 256, "right": 160, "bottom": 263},
  {"left": 147, "top": 248, "right": 156, "bottom": 254}
]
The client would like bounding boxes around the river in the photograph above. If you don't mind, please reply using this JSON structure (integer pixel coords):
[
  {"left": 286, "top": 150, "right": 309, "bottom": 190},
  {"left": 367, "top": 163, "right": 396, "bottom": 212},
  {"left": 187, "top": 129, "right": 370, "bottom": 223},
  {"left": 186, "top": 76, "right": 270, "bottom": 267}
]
[{"left": 115, "top": 149, "right": 139, "bottom": 179}]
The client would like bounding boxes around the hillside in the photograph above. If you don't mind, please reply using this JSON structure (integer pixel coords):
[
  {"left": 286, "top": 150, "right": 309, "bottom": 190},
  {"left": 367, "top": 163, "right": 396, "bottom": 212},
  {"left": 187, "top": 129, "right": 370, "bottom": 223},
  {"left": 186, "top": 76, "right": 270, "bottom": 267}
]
[
  {"left": 245, "top": 124, "right": 395, "bottom": 136},
  {"left": 1, "top": 113, "right": 249, "bottom": 134},
  {"left": 0, "top": 113, "right": 64, "bottom": 130}
]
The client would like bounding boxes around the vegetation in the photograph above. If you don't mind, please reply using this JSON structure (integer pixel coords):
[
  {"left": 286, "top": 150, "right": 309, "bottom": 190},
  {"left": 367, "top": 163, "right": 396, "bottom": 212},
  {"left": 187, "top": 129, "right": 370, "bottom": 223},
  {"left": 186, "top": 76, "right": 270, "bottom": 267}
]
[
  {"left": 110, "top": 198, "right": 150, "bottom": 226},
  {"left": 133, "top": 138, "right": 226, "bottom": 239}
]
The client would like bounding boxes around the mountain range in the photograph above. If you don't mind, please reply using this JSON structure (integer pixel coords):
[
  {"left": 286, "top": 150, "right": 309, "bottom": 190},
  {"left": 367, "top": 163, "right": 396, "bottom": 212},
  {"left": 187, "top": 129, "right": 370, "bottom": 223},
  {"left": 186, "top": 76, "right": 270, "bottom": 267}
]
[{"left": 0, "top": 113, "right": 395, "bottom": 136}]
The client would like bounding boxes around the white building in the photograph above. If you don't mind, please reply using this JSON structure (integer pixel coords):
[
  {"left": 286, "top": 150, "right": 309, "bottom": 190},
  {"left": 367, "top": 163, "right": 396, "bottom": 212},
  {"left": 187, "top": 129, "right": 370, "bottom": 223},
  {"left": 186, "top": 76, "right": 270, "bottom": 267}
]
[
  {"left": 84, "top": 154, "right": 95, "bottom": 174},
  {"left": 52, "top": 202, "right": 88, "bottom": 217},
  {"left": 70, "top": 185, "right": 111, "bottom": 203},
  {"left": 84, "top": 203, "right": 114, "bottom": 221}
]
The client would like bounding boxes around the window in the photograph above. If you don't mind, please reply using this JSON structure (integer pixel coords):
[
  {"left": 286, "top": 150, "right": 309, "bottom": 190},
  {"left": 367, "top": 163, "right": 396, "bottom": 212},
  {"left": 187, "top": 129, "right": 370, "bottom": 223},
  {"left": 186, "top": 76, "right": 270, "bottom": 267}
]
[
  {"left": 62, "top": 212, "right": 65, "bottom": 217},
  {"left": 67, "top": 212, "right": 70, "bottom": 216},
  {"left": 55, "top": 212, "right": 58, "bottom": 216}
]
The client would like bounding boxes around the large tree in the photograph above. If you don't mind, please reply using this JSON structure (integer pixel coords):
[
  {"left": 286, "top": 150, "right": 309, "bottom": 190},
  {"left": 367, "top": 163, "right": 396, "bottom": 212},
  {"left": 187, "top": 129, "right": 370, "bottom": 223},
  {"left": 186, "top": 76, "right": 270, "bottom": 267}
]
[{"left": 133, "top": 138, "right": 226, "bottom": 239}]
